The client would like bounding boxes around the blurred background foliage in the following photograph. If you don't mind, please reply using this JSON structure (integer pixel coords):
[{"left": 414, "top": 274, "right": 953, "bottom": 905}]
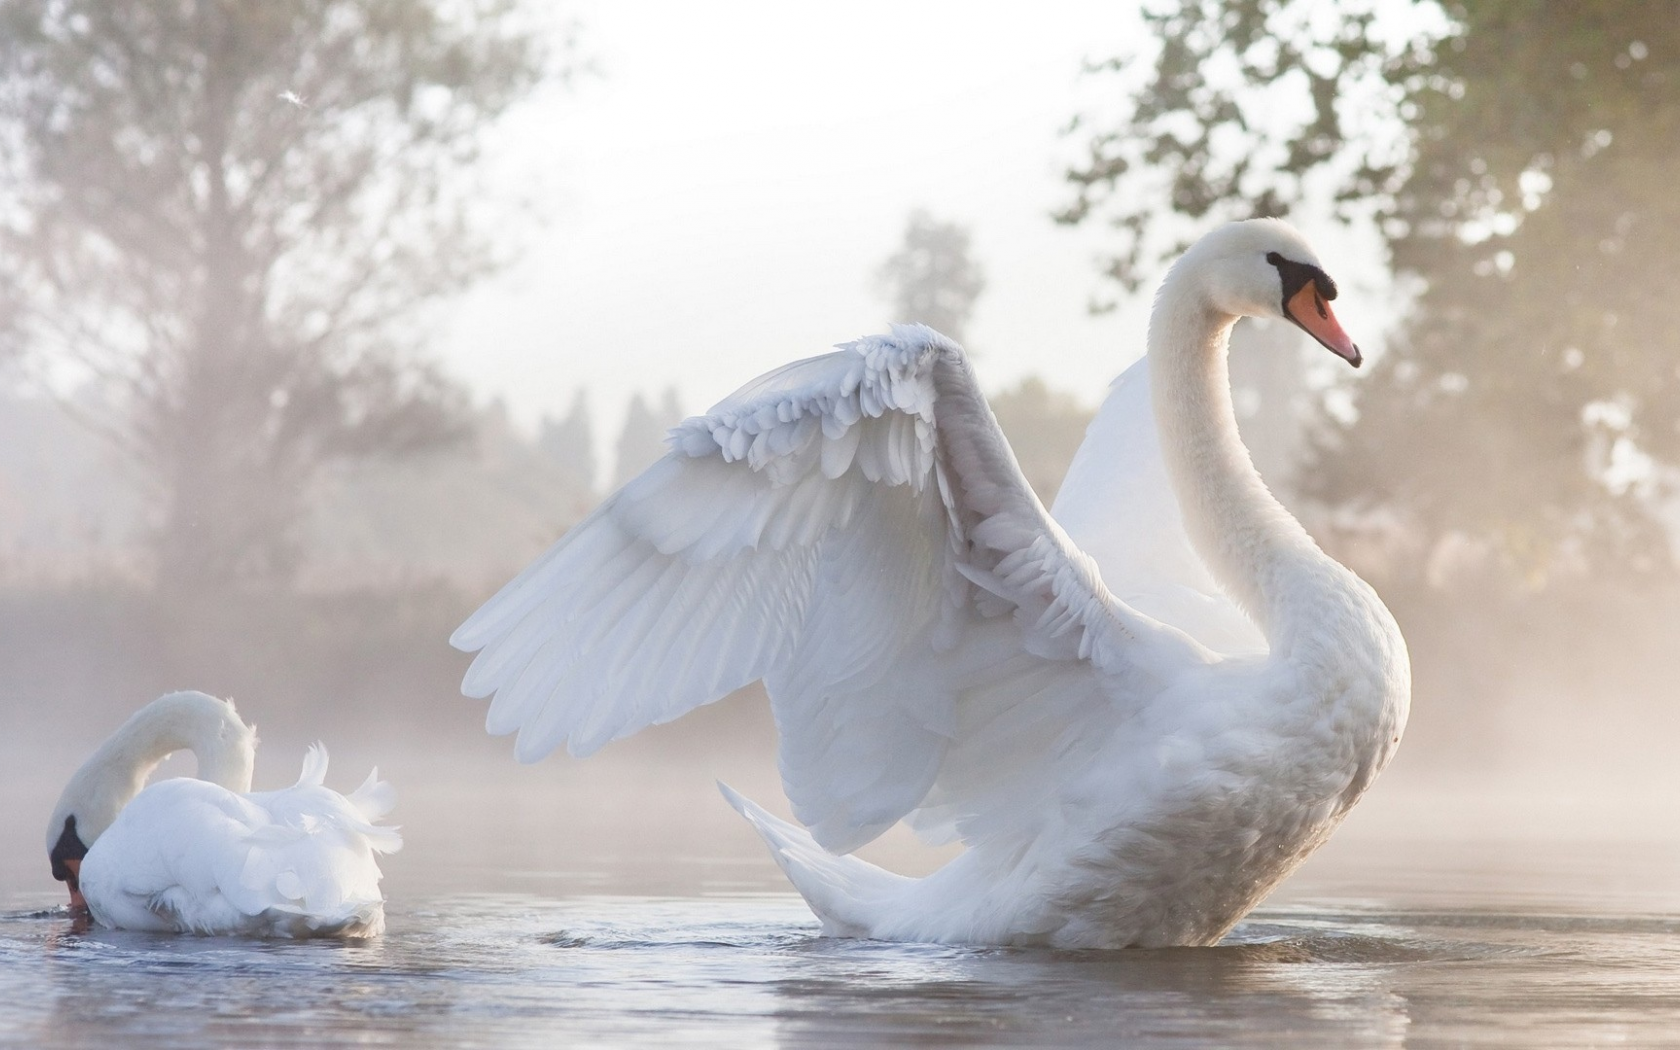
[
  {"left": 876, "top": 209, "right": 988, "bottom": 349},
  {"left": 0, "top": 0, "right": 554, "bottom": 594},
  {"left": 1061, "top": 0, "right": 1680, "bottom": 589}
]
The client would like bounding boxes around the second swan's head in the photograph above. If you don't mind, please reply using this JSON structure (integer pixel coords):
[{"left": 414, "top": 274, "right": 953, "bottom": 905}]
[{"left": 1169, "top": 218, "right": 1362, "bottom": 368}]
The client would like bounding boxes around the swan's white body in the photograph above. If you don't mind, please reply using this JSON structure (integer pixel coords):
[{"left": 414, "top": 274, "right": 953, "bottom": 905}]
[
  {"left": 47, "top": 692, "right": 401, "bottom": 938},
  {"left": 455, "top": 220, "right": 1409, "bottom": 948}
]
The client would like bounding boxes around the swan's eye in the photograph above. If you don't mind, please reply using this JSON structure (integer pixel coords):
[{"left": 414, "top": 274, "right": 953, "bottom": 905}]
[{"left": 1265, "top": 252, "right": 1337, "bottom": 310}]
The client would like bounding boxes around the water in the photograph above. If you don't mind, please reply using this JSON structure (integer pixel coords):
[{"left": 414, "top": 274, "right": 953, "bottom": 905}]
[
  {"left": 7, "top": 739, "right": 1680, "bottom": 1048},
  {"left": 6, "top": 848, "right": 1680, "bottom": 1047},
  {"left": 6, "top": 893, "right": 1680, "bottom": 1048}
]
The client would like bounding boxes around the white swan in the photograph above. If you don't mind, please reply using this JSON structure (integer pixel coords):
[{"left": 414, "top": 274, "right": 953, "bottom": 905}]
[
  {"left": 46, "top": 691, "right": 401, "bottom": 937},
  {"left": 453, "top": 219, "right": 1410, "bottom": 948}
]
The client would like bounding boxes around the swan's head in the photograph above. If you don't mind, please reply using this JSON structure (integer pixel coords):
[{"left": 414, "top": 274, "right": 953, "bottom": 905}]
[
  {"left": 46, "top": 796, "right": 95, "bottom": 913},
  {"left": 1173, "top": 218, "right": 1362, "bottom": 367}
]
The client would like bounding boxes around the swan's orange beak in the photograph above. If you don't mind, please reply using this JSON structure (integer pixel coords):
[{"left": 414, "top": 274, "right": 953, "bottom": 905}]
[
  {"left": 62, "top": 857, "right": 87, "bottom": 912},
  {"left": 1285, "top": 282, "right": 1361, "bottom": 367}
]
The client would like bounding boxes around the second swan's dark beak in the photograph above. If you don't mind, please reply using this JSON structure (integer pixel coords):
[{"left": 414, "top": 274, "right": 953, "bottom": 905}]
[
  {"left": 49, "top": 815, "right": 90, "bottom": 913},
  {"left": 63, "top": 858, "right": 86, "bottom": 912}
]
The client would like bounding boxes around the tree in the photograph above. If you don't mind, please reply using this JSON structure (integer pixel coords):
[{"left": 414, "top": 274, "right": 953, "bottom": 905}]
[
  {"left": 539, "top": 388, "right": 596, "bottom": 509},
  {"left": 304, "top": 397, "right": 600, "bottom": 590},
  {"left": 990, "top": 377, "right": 1094, "bottom": 506},
  {"left": 1060, "top": 0, "right": 1680, "bottom": 585},
  {"left": 877, "top": 209, "right": 986, "bottom": 346},
  {"left": 0, "top": 0, "right": 556, "bottom": 592},
  {"left": 612, "top": 389, "right": 681, "bottom": 491}
]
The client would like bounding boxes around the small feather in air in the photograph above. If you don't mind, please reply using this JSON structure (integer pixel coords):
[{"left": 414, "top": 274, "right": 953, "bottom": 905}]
[{"left": 278, "top": 90, "right": 308, "bottom": 109}]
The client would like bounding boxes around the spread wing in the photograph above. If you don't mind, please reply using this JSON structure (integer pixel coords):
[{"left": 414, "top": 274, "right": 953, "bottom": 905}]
[{"left": 452, "top": 325, "right": 1202, "bottom": 853}]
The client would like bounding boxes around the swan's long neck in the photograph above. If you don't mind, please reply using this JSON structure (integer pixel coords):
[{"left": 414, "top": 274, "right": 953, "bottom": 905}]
[
  {"left": 1147, "top": 277, "right": 1321, "bottom": 642},
  {"left": 48, "top": 691, "right": 255, "bottom": 847}
]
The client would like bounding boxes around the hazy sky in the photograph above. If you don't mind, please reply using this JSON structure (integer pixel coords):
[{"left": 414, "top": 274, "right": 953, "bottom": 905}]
[{"left": 440, "top": 1, "right": 1388, "bottom": 458}]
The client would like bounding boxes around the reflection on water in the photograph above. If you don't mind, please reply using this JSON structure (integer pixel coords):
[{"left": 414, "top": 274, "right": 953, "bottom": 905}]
[{"left": 5, "top": 889, "right": 1680, "bottom": 1048}]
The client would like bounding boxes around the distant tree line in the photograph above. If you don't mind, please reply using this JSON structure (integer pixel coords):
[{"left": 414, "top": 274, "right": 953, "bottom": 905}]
[{"left": 0, "top": 384, "right": 690, "bottom": 591}]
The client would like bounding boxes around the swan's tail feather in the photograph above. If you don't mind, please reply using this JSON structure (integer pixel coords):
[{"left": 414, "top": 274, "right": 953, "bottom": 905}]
[
  {"left": 342, "top": 768, "right": 402, "bottom": 854},
  {"left": 297, "top": 743, "right": 329, "bottom": 786},
  {"left": 347, "top": 767, "right": 398, "bottom": 824},
  {"left": 718, "top": 782, "right": 911, "bottom": 939}
]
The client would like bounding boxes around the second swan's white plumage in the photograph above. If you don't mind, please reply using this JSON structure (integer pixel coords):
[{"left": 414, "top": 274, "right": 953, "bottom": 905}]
[
  {"left": 46, "top": 691, "right": 401, "bottom": 937},
  {"left": 454, "top": 219, "right": 1410, "bottom": 948}
]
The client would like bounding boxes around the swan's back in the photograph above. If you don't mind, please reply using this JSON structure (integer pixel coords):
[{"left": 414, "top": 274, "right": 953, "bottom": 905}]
[{"left": 78, "top": 746, "right": 400, "bottom": 937}]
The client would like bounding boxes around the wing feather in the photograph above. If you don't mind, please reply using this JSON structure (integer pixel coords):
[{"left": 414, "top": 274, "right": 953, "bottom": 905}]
[{"left": 455, "top": 324, "right": 1188, "bottom": 850}]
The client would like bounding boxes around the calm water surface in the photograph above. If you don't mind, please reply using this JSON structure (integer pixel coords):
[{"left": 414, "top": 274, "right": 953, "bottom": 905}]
[
  {"left": 6, "top": 743, "right": 1680, "bottom": 1049},
  {"left": 6, "top": 855, "right": 1680, "bottom": 1049}
]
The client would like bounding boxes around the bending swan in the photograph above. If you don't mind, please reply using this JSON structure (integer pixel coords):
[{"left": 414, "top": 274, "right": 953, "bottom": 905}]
[
  {"left": 46, "top": 691, "right": 400, "bottom": 937},
  {"left": 453, "top": 220, "right": 1410, "bottom": 948}
]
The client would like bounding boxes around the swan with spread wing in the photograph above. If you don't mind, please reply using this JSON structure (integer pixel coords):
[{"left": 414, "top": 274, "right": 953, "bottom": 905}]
[{"left": 453, "top": 219, "right": 1409, "bottom": 948}]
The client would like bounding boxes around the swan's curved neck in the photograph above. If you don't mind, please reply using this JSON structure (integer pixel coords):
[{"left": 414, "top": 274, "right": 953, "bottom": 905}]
[
  {"left": 1147, "top": 279, "right": 1319, "bottom": 640},
  {"left": 50, "top": 691, "right": 255, "bottom": 846}
]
